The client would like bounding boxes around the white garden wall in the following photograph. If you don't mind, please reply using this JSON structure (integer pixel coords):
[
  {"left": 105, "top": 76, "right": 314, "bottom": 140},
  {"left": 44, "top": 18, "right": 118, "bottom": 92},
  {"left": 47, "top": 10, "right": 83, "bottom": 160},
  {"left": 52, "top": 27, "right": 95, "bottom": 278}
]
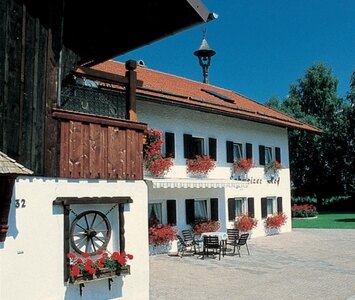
[{"left": 0, "top": 177, "right": 149, "bottom": 300}]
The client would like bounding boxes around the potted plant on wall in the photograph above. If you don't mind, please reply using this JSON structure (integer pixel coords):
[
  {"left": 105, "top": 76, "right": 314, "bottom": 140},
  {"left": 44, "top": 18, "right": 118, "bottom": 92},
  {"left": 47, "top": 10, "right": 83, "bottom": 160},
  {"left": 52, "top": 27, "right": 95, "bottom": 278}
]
[
  {"left": 191, "top": 218, "right": 221, "bottom": 236},
  {"left": 186, "top": 155, "right": 216, "bottom": 177},
  {"left": 149, "top": 224, "right": 178, "bottom": 255},
  {"left": 233, "top": 158, "right": 254, "bottom": 180},
  {"left": 144, "top": 128, "right": 174, "bottom": 177},
  {"left": 234, "top": 213, "right": 258, "bottom": 234},
  {"left": 264, "top": 212, "right": 287, "bottom": 235},
  {"left": 264, "top": 160, "right": 283, "bottom": 180}
]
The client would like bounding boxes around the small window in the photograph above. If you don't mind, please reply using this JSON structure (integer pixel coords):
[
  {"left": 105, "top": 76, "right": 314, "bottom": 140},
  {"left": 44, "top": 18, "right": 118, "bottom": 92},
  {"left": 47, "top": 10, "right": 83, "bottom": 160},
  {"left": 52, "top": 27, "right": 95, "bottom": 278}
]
[
  {"left": 194, "top": 199, "right": 208, "bottom": 219},
  {"left": 235, "top": 198, "right": 247, "bottom": 216},
  {"left": 148, "top": 203, "right": 163, "bottom": 227},
  {"left": 265, "top": 147, "right": 272, "bottom": 164},
  {"left": 233, "top": 143, "right": 243, "bottom": 161}
]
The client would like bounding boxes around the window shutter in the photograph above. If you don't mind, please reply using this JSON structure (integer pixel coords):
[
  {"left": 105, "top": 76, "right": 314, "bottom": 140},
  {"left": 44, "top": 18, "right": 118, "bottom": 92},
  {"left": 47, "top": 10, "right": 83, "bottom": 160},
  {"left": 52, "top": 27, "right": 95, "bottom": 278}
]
[
  {"left": 275, "top": 147, "right": 281, "bottom": 164},
  {"left": 246, "top": 143, "right": 253, "bottom": 159},
  {"left": 210, "top": 198, "right": 218, "bottom": 221},
  {"left": 259, "top": 145, "right": 265, "bottom": 165},
  {"left": 261, "top": 197, "right": 267, "bottom": 218},
  {"left": 167, "top": 199, "right": 176, "bottom": 225},
  {"left": 226, "top": 141, "right": 234, "bottom": 163},
  {"left": 228, "top": 198, "right": 236, "bottom": 221},
  {"left": 185, "top": 199, "right": 195, "bottom": 225},
  {"left": 277, "top": 197, "right": 283, "bottom": 213},
  {"left": 247, "top": 197, "right": 255, "bottom": 218},
  {"left": 184, "top": 134, "right": 192, "bottom": 159},
  {"left": 209, "top": 138, "right": 217, "bottom": 161},
  {"left": 165, "top": 132, "right": 175, "bottom": 158}
]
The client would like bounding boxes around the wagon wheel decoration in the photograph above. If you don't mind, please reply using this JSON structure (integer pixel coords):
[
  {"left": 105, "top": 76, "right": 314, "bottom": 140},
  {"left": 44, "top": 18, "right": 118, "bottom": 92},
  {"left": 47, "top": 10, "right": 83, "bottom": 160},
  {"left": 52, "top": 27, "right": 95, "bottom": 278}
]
[{"left": 69, "top": 210, "right": 112, "bottom": 255}]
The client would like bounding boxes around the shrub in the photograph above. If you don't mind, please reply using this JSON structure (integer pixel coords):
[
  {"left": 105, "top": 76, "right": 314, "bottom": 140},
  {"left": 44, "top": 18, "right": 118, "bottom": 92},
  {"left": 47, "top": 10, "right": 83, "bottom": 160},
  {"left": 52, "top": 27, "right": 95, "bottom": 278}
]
[
  {"left": 291, "top": 196, "right": 317, "bottom": 205},
  {"left": 192, "top": 218, "right": 221, "bottom": 235},
  {"left": 149, "top": 224, "right": 178, "bottom": 246},
  {"left": 292, "top": 204, "right": 318, "bottom": 218},
  {"left": 264, "top": 212, "right": 287, "bottom": 229},
  {"left": 234, "top": 214, "right": 258, "bottom": 232}
]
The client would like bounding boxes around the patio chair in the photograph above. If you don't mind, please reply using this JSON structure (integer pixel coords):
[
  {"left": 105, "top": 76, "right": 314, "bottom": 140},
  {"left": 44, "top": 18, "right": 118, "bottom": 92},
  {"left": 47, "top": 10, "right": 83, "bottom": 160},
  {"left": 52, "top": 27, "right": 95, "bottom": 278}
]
[
  {"left": 181, "top": 229, "right": 201, "bottom": 254},
  {"left": 202, "top": 235, "right": 223, "bottom": 260},
  {"left": 225, "top": 229, "right": 240, "bottom": 255},
  {"left": 235, "top": 233, "right": 250, "bottom": 257},
  {"left": 177, "top": 235, "right": 189, "bottom": 258}
]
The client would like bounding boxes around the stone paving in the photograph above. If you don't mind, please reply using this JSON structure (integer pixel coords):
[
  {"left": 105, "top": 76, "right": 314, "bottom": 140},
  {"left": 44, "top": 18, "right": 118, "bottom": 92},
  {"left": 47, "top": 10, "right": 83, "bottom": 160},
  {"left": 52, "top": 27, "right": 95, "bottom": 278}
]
[{"left": 150, "top": 229, "right": 355, "bottom": 300}]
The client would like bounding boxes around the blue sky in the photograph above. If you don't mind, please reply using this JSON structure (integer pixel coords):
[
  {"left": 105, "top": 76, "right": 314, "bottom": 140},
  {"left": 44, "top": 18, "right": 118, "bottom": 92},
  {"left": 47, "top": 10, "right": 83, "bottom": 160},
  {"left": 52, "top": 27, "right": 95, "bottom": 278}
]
[{"left": 116, "top": 0, "right": 355, "bottom": 103}]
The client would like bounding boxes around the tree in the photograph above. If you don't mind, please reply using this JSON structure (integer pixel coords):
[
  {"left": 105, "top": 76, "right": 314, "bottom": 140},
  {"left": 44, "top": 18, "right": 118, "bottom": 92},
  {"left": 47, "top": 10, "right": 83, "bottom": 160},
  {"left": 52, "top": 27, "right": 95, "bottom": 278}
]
[{"left": 274, "top": 63, "right": 352, "bottom": 208}]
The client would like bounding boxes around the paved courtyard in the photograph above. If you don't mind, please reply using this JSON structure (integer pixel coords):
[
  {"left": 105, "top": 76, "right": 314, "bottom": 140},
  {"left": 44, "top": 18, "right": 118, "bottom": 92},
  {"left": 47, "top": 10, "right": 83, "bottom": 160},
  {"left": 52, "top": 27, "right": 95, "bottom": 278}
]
[{"left": 150, "top": 229, "right": 355, "bottom": 300}]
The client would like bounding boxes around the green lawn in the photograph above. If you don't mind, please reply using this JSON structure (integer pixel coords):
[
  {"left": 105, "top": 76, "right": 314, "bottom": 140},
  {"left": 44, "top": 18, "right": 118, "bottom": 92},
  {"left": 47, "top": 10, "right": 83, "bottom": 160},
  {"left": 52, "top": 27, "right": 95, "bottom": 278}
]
[{"left": 292, "top": 212, "right": 355, "bottom": 229}]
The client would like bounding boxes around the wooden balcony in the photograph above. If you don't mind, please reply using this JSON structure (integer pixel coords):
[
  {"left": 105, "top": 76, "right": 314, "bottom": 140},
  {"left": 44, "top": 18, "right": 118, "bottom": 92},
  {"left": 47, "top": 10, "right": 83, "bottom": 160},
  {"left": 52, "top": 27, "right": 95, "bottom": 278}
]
[{"left": 53, "top": 109, "right": 146, "bottom": 180}]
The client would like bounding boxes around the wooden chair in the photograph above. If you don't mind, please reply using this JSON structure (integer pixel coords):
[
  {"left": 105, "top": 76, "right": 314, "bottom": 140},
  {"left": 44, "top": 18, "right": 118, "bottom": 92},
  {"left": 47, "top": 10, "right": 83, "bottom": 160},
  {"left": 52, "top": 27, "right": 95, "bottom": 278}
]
[
  {"left": 202, "top": 235, "right": 223, "bottom": 260},
  {"left": 235, "top": 233, "right": 250, "bottom": 257},
  {"left": 226, "top": 229, "right": 240, "bottom": 255}
]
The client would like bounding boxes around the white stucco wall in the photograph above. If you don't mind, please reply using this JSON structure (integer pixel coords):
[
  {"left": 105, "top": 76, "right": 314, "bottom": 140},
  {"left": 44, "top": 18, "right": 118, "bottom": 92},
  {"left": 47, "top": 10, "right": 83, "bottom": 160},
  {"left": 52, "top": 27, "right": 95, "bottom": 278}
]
[
  {"left": 139, "top": 101, "right": 292, "bottom": 238},
  {"left": 0, "top": 177, "right": 149, "bottom": 300}
]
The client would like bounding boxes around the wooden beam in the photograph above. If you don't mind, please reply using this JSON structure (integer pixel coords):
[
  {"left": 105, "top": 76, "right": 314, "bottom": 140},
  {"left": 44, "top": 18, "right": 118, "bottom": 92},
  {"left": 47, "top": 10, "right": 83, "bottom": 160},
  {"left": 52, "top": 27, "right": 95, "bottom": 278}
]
[{"left": 53, "top": 196, "right": 133, "bottom": 206}]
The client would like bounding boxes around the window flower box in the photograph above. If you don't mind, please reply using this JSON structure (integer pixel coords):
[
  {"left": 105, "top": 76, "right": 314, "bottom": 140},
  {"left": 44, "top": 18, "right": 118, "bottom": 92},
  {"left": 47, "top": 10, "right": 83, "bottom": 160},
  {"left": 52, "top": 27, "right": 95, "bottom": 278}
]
[
  {"left": 186, "top": 155, "right": 216, "bottom": 177},
  {"left": 67, "top": 250, "right": 133, "bottom": 285},
  {"left": 192, "top": 218, "right": 221, "bottom": 235},
  {"left": 264, "top": 212, "right": 287, "bottom": 235},
  {"left": 234, "top": 213, "right": 258, "bottom": 233},
  {"left": 233, "top": 158, "right": 254, "bottom": 180}
]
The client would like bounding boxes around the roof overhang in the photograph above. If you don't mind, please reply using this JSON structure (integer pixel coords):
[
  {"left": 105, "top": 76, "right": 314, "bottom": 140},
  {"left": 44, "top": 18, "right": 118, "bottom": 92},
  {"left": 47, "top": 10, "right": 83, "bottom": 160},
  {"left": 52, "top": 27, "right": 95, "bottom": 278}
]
[
  {"left": 145, "top": 178, "right": 249, "bottom": 189},
  {"left": 63, "top": 0, "right": 215, "bottom": 66}
]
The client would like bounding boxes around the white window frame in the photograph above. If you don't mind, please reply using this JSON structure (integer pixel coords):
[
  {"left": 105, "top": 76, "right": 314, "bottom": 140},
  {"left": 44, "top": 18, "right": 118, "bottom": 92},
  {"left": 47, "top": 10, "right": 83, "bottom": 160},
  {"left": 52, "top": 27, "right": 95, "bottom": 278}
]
[
  {"left": 266, "top": 197, "right": 277, "bottom": 216},
  {"left": 194, "top": 198, "right": 209, "bottom": 220},
  {"left": 191, "top": 136, "right": 206, "bottom": 156},
  {"left": 233, "top": 143, "right": 243, "bottom": 161},
  {"left": 265, "top": 146, "right": 273, "bottom": 164},
  {"left": 235, "top": 197, "right": 247, "bottom": 216},
  {"left": 148, "top": 200, "right": 167, "bottom": 225}
]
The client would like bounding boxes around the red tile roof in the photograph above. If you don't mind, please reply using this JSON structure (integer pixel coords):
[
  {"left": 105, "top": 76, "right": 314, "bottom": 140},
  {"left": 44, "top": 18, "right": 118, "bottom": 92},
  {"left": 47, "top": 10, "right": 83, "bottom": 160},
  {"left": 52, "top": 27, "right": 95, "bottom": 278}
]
[{"left": 92, "top": 60, "right": 321, "bottom": 133}]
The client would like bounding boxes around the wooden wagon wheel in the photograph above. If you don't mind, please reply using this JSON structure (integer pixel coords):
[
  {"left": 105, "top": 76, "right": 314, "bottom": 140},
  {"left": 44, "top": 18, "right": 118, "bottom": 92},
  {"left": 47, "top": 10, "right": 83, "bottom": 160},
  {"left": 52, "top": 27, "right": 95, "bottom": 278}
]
[{"left": 69, "top": 210, "right": 112, "bottom": 255}]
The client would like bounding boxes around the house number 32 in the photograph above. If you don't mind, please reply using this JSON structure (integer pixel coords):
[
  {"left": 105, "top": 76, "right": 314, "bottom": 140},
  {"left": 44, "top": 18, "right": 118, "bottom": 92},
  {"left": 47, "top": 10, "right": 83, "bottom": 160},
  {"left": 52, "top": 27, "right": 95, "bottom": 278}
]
[{"left": 15, "top": 199, "right": 26, "bottom": 208}]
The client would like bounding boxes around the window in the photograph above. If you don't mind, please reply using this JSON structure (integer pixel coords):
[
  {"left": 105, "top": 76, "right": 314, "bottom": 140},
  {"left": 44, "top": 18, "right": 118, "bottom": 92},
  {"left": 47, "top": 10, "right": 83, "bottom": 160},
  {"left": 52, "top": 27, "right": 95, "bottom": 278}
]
[
  {"left": 228, "top": 197, "right": 254, "bottom": 221},
  {"left": 259, "top": 145, "right": 281, "bottom": 166},
  {"left": 194, "top": 200, "right": 208, "bottom": 219},
  {"left": 227, "top": 142, "right": 252, "bottom": 163},
  {"left": 164, "top": 132, "right": 175, "bottom": 158},
  {"left": 185, "top": 198, "right": 219, "bottom": 224},
  {"left": 184, "top": 134, "right": 217, "bottom": 159},
  {"left": 235, "top": 198, "right": 246, "bottom": 216},
  {"left": 233, "top": 143, "right": 243, "bottom": 161},
  {"left": 148, "top": 199, "right": 176, "bottom": 226},
  {"left": 261, "top": 197, "right": 280, "bottom": 218}
]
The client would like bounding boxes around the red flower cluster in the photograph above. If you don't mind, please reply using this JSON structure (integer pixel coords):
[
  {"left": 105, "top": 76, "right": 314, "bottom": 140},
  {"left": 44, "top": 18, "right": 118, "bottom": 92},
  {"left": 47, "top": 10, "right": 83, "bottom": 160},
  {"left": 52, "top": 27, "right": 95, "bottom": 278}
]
[
  {"left": 265, "top": 160, "right": 283, "bottom": 172},
  {"left": 144, "top": 128, "right": 173, "bottom": 177},
  {"left": 186, "top": 155, "right": 216, "bottom": 175},
  {"left": 192, "top": 218, "right": 221, "bottom": 235},
  {"left": 233, "top": 158, "right": 254, "bottom": 173},
  {"left": 291, "top": 204, "right": 318, "bottom": 218},
  {"left": 234, "top": 214, "right": 258, "bottom": 232},
  {"left": 149, "top": 224, "right": 178, "bottom": 246},
  {"left": 67, "top": 250, "right": 133, "bottom": 278},
  {"left": 264, "top": 212, "right": 287, "bottom": 229}
]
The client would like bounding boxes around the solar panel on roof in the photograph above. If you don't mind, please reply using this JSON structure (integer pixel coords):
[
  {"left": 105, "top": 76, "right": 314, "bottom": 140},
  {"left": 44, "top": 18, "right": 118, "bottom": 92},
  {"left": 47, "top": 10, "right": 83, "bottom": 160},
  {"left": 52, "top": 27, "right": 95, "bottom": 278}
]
[{"left": 201, "top": 88, "right": 234, "bottom": 103}]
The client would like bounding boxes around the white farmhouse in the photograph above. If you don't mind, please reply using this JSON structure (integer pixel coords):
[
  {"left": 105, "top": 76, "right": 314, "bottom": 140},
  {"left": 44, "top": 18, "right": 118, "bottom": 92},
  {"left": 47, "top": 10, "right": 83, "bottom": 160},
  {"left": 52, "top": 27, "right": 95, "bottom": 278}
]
[{"left": 93, "top": 60, "right": 321, "bottom": 241}]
